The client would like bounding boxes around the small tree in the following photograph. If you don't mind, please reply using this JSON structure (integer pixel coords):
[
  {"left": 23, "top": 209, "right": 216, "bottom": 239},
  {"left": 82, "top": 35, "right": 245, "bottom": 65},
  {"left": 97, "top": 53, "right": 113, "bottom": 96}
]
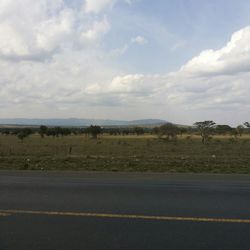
[
  {"left": 54, "top": 127, "right": 62, "bottom": 137},
  {"left": 152, "top": 127, "right": 160, "bottom": 135},
  {"left": 46, "top": 128, "right": 56, "bottom": 137},
  {"left": 86, "top": 125, "right": 102, "bottom": 139},
  {"left": 61, "top": 128, "right": 72, "bottom": 136},
  {"left": 215, "top": 125, "right": 232, "bottom": 135},
  {"left": 158, "top": 123, "right": 179, "bottom": 141},
  {"left": 244, "top": 122, "right": 250, "bottom": 128},
  {"left": 236, "top": 125, "right": 244, "bottom": 136},
  {"left": 194, "top": 121, "right": 216, "bottom": 144},
  {"left": 17, "top": 128, "right": 33, "bottom": 142},
  {"left": 231, "top": 128, "right": 240, "bottom": 140},
  {"left": 39, "top": 125, "right": 48, "bottom": 138},
  {"left": 134, "top": 127, "right": 144, "bottom": 136},
  {"left": 179, "top": 127, "right": 188, "bottom": 137},
  {"left": 244, "top": 122, "right": 250, "bottom": 134}
]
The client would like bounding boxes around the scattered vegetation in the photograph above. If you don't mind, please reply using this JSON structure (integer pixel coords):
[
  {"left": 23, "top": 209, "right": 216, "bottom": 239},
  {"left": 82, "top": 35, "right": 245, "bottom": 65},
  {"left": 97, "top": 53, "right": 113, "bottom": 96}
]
[
  {"left": 156, "top": 123, "right": 179, "bottom": 141},
  {"left": 85, "top": 125, "right": 102, "bottom": 139},
  {"left": 0, "top": 121, "right": 250, "bottom": 173},
  {"left": 194, "top": 121, "right": 216, "bottom": 144}
]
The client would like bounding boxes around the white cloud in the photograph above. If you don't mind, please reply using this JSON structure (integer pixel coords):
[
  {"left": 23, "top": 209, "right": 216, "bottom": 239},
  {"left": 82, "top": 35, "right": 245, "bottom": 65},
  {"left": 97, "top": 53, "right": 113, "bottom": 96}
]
[
  {"left": 80, "top": 17, "right": 110, "bottom": 42},
  {"left": 84, "top": 0, "right": 135, "bottom": 13},
  {"left": 180, "top": 26, "right": 250, "bottom": 76},
  {"left": 111, "top": 35, "right": 148, "bottom": 57},
  {"left": 0, "top": 0, "right": 70, "bottom": 59},
  {"left": 90, "top": 26, "right": 250, "bottom": 123},
  {"left": 84, "top": 0, "right": 116, "bottom": 13},
  {"left": 111, "top": 44, "right": 129, "bottom": 56},
  {"left": 131, "top": 36, "right": 148, "bottom": 45},
  {"left": 170, "top": 41, "right": 186, "bottom": 51},
  {"left": 0, "top": 1, "right": 250, "bottom": 125},
  {"left": 159, "top": 26, "right": 250, "bottom": 120},
  {"left": 0, "top": 0, "right": 111, "bottom": 60}
]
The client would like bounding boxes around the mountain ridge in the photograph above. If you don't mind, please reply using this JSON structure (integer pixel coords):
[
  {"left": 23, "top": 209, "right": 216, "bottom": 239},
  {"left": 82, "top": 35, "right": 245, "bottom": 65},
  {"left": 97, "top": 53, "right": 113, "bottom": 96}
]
[{"left": 0, "top": 118, "right": 167, "bottom": 127}]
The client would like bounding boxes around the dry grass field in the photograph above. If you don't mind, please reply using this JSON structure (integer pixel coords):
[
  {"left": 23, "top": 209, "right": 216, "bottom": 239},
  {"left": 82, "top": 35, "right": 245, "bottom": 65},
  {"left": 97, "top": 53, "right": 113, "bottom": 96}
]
[{"left": 1, "top": 134, "right": 250, "bottom": 173}]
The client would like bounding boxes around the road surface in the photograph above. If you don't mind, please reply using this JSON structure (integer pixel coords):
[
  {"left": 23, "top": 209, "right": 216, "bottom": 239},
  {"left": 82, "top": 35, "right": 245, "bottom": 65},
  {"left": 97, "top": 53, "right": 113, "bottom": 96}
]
[{"left": 0, "top": 171, "right": 250, "bottom": 249}]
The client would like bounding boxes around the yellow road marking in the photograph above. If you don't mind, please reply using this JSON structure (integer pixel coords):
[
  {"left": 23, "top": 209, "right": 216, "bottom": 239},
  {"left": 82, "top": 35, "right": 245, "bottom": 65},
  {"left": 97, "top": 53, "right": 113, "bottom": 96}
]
[{"left": 1, "top": 209, "right": 250, "bottom": 224}]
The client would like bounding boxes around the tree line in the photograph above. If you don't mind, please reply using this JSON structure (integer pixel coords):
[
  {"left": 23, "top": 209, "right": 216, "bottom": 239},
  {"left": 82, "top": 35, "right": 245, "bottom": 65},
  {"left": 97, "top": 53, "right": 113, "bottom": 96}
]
[{"left": 0, "top": 121, "right": 250, "bottom": 143}]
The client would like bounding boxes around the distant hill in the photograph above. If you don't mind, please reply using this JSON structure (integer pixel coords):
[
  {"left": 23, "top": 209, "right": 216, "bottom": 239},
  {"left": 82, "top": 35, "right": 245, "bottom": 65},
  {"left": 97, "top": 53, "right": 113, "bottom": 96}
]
[{"left": 0, "top": 118, "right": 167, "bottom": 127}]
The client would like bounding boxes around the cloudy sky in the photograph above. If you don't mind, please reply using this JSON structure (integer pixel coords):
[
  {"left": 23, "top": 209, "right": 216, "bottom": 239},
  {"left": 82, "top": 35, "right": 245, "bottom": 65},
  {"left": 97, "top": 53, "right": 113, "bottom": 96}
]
[{"left": 0, "top": 0, "right": 250, "bottom": 125}]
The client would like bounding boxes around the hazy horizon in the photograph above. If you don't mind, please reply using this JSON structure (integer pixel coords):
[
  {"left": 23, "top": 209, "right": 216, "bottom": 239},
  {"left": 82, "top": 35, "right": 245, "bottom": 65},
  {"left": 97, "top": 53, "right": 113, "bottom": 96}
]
[
  {"left": 0, "top": 117, "right": 246, "bottom": 127},
  {"left": 0, "top": 0, "right": 250, "bottom": 126}
]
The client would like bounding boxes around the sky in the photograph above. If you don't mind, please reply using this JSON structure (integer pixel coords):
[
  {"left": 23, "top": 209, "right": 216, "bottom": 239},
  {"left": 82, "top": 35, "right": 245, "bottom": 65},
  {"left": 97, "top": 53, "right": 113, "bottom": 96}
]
[{"left": 0, "top": 0, "right": 250, "bottom": 125}]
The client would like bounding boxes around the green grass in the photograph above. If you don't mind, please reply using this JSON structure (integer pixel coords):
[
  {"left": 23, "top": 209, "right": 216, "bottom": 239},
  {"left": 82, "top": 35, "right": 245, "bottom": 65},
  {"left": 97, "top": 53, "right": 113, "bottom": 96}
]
[{"left": 1, "top": 134, "right": 250, "bottom": 173}]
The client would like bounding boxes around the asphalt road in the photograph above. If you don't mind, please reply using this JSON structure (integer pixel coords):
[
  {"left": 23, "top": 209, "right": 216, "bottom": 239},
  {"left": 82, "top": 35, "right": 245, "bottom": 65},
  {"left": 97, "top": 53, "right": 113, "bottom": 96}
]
[{"left": 0, "top": 171, "right": 250, "bottom": 250}]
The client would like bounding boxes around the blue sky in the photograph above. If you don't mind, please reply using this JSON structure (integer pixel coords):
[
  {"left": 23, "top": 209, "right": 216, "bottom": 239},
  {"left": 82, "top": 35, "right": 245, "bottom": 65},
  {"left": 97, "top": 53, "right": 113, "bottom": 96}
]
[
  {"left": 105, "top": 0, "right": 250, "bottom": 73},
  {"left": 0, "top": 0, "right": 250, "bottom": 125}
]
